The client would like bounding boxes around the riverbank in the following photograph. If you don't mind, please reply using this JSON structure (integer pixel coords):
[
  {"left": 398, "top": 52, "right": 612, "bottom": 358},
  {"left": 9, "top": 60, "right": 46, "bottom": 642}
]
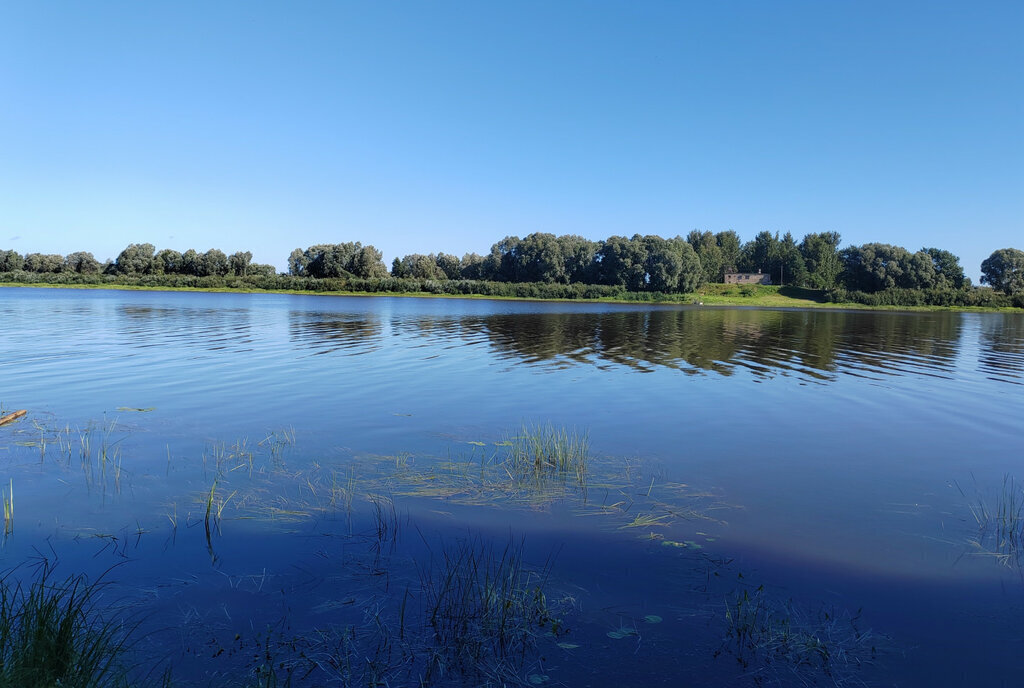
[{"left": 1, "top": 280, "right": 1018, "bottom": 313}]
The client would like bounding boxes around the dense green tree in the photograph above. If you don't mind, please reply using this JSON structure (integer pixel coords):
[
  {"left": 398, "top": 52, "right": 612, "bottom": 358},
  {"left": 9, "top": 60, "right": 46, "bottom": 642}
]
[
  {"left": 229, "top": 251, "right": 253, "bottom": 276},
  {"left": 776, "top": 232, "right": 808, "bottom": 286},
  {"left": 715, "top": 231, "right": 742, "bottom": 274},
  {"left": 295, "top": 243, "right": 387, "bottom": 279},
  {"left": 739, "top": 231, "right": 779, "bottom": 276},
  {"left": 514, "top": 233, "right": 568, "bottom": 283},
  {"left": 0, "top": 250, "right": 24, "bottom": 272},
  {"left": 799, "top": 232, "right": 842, "bottom": 289},
  {"left": 841, "top": 243, "right": 940, "bottom": 292},
  {"left": 181, "top": 249, "right": 201, "bottom": 277},
  {"left": 598, "top": 235, "right": 648, "bottom": 290},
  {"left": 288, "top": 248, "right": 309, "bottom": 276},
  {"left": 155, "top": 249, "right": 183, "bottom": 274},
  {"left": 199, "top": 249, "right": 230, "bottom": 277},
  {"left": 248, "top": 263, "right": 278, "bottom": 277},
  {"left": 351, "top": 245, "right": 388, "bottom": 279},
  {"left": 922, "top": 247, "right": 966, "bottom": 289},
  {"left": 642, "top": 235, "right": 683, "bottom": 292},
  {"left": 687, "top": 230, "right": 723, "bottom": 284},
  {"left": 64, "top": 251, "right": 101, "bottom": 274},
  {"left": 459, "top": 253, "right": 487, "bottom": 280},
  {"left": 670, "top": 236, "right": 703, "bottom": 293},
  {"left": 435, "top": 253, "right": 462, "bottom": 280},
  {"left": 558, "top": 235, "right": 599, "bottom": 284},
  {"left": 114, "top": 243, "right": 156, "bottom": 276},
  {"left": 393, "top": 254, "right": 445, "bottom": 279},
  {"left": 23, "top": 253, "right": 64, "bottom": 273},
  {"left": 981, "top": 248, "right": 1024, "bottom": 295}
]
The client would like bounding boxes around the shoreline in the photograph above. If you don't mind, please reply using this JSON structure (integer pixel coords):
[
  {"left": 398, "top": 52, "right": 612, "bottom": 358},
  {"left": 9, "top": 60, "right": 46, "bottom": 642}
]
[{"left": 0, "top": 281, "right": 1018, "bottom": 313}]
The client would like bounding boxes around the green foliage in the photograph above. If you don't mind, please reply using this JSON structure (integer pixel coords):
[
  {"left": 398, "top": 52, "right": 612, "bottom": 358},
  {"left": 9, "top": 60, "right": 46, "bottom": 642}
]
[
  {"left": 64, "top": 251, "right": 102, "bottom": 274},
  {"left": 113, "top": 243, "right": 156, "bottom": 276},
  {"left": 840, "top": 243, "right": 946, "bottom": 292},
  {"left": 980, "top": 248, "right": 1024, "bottom": 295},
  {"left": 421, "top": 536, "right": 559, "bottom": 679},
  {"left": 719, "top": 584, "right": 878, "bottom": 685},
  {"left": 0, "top": 562, "right": 135, "bottom": 688},
  {"left": 290, "top": 243, "right": 387, "bottom": 279},
  {"left": 800, "top": 232, "right": 842, "bottom": 290},
  {"left": 0, "top": 250, "right": 23, "bottom": 273},
  {"left": 23, "top": 252, "right": 65, "bottom": 273}
]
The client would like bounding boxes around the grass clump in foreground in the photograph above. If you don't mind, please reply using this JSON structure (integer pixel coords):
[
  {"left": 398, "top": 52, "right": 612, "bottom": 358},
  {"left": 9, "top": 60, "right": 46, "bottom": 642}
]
[
  {"left": 960, "top": 474, "right": 1024, "bottom": 567},
  {"left": 0, "top": 561, "right": 135, "bottom": 688},
  {"left": 717, "top": 584, "right": 880, "bottom": 686},
  {"left": 419, "top": 536, "right": 562, "bottom": 683}
]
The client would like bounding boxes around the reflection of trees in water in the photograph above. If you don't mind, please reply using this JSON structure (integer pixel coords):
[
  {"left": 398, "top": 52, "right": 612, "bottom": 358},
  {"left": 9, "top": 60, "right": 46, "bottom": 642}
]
[
  {"left": 977, "top": 316, "right": 1024, "bottom": 384},
  {"left": 116, "top": 305, "right": 254, "bottom": 353},
  {"left": 288, "top": 311, "right": 383, "bottom": 355},
  {"left": 460, "top": 309, "right": 963, "bottom": 382}
]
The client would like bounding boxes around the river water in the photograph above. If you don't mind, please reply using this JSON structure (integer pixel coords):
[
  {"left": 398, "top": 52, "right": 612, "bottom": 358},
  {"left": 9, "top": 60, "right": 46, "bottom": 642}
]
[{"left": 1, "top": 287, "right": 1022, "bottom": 686}]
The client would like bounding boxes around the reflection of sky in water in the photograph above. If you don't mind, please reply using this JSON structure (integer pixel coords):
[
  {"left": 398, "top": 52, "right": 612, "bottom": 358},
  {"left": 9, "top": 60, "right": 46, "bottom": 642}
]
[{"left": 1, "top": 288, "right": 1023, "bottom": 685}]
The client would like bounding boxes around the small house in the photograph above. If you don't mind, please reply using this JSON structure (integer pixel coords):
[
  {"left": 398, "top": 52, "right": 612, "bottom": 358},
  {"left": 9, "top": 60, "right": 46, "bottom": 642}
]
[{"left": 724, "top": 270, "right": 772, "bottom": 285}]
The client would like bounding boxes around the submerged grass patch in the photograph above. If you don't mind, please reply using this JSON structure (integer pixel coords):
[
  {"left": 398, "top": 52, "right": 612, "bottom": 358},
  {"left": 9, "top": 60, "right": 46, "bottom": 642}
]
[
  {"left": 718, "top": 584, "right": 880, "bottom": 686},
  {"left": 419, "top": 535, "right": 561, "bottom": 681}
]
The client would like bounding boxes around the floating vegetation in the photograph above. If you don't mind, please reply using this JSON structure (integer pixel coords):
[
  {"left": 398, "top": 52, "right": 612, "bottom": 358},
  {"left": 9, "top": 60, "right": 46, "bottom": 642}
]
[{"left": 718, "top": 584, "right": 880, "bottom": 686}]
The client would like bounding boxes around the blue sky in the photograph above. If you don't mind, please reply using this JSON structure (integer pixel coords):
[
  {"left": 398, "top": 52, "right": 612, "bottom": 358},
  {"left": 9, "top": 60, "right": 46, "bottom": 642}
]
[{"left": 1, "top": 1, "right": 1021, "bottom": 279}]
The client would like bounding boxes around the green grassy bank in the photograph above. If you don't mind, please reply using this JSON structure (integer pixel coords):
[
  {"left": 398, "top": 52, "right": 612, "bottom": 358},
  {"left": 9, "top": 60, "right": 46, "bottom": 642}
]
[{"left": 0, "top": 279, "right": 1019, "bottom": 313}]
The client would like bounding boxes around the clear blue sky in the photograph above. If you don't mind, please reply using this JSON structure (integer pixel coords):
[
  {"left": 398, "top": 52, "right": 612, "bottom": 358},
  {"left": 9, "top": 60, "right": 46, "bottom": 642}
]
[{"left": 1, "top": 1, "right": 1021, "bottom": 280}]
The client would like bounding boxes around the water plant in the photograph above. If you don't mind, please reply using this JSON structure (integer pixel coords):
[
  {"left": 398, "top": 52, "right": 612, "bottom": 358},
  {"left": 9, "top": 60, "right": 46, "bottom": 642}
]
[
  {"left": 0, "top": 561, "right": 136, "bottom": 687},
  {"left": 718, "top": 583, "right": 879, "bottom": 686},
  {"left": 418, "top": 535, "right": 562, "bottom": 682},
  {"left": 960, "top": 474, "right": 1024, "bottom": 566},
  {"left": 2, "top": 480, "right": 12, "bottom": 536},
  {"left": 505, "top": 423, "right": 589, "bottom": 485}
]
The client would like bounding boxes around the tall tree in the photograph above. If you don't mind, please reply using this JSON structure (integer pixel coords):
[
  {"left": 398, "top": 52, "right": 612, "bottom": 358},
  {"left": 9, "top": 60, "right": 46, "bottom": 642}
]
[
  {"left": 114, "top": 243, "right": 156, "bottom": 276},
  {"left": 715, "top": 231, "right": 742, "bottom": 274},
  {"left": 64, "top": 251, "right": 101, "bottom": 274},
  {"left": 739, "top": 231, "right": 779, "bottom": 276},
  {"left": 155, "top": 249, "right": 183, "bottom": 275},
  {"left": 981, "top": 248, "right": 1024, "bottom": 295},
  {"left": 229, "top": 251, "right": 253, "bottom": 276},
  {"left": 23, "top": 253, "right": 64, "bottom": 273},
  {"left": 686, "top": 230, "right": 723, "bottom": 284},
  {"left": 799, "top": 232, "right": 842, "bottom": 289},
  {"left": 777, "top": 232, "right": 808, "bottom": 287},
  {"left": 921, "top": 247, "right": 966, "bottom": 289},
  {"left": 0, "top": 250, "right": 23, "bottom": 272},
  {"left": 199, "top": 249, "right": 230, "bottom": 277}
]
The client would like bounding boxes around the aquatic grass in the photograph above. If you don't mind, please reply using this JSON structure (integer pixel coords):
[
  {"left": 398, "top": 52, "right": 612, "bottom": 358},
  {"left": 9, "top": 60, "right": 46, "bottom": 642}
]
[
  {"left": 0, "top": 561, "right": 137, "bottom": 688},
  {"left": 718, "top": 584, "right": 879, "bottom": 686},
  {"left": 958, "top": 474, "right": 1024, "bottom": 567},
  {"left": 2, "top": 480, "right": 12, "bottom": 536},
  {"left": 505, "top": 423, "right": 589, "bottom": 485},
  {"left": 418, "top": 535, "right": 561, "bottom": 681}
]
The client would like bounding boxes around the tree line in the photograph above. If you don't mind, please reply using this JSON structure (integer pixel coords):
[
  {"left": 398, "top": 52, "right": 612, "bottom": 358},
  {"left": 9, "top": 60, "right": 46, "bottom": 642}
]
[
  {"left": 2, "top": 235, "right": 1022, "bottom": 304},
  {"left": 0, "top": 243, "right": 276, "bottom": 278}
]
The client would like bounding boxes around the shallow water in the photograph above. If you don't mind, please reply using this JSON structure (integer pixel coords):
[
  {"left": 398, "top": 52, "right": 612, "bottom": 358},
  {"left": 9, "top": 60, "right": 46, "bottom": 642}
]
[{"left": 1, "top": 287, "right": 1023, "bottom": 686}]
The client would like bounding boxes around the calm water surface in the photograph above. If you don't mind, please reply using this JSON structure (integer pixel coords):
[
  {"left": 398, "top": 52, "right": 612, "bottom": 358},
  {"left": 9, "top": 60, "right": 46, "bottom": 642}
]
[{"left": 1, "top": 287, "right": 1023, "bottom": 686}]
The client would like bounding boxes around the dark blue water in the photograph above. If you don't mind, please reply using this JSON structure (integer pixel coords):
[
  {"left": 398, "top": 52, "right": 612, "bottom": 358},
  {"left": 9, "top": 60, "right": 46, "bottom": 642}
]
[{"left": 1, "top": 287, "right": 1022, "bottom": 686}]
